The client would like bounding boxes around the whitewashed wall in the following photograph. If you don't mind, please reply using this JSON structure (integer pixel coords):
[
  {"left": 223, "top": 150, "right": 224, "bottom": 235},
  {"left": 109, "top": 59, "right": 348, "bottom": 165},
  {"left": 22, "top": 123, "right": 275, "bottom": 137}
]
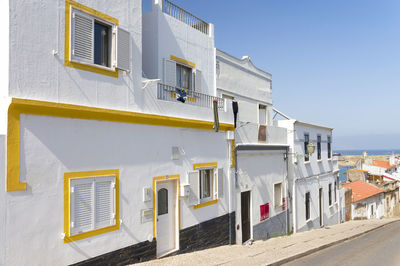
[
  {"left": 142, "top": 1, "right": 216, "bottom": 96},
  {"left": 351, "top": 194, "right": 384, "bottom": 220},
  {"left": 0, "top": 136, "right": 6, "bottom": 266},
  {"left": 0, "top": 0, "right": 9, "bottom": 135},
  {"left": 216, "top": 49, "right": 273, "bottom": 125},
  {"left": 295, "top": 174, "right": 339, "bottom": 232},
  {"left": 362, "top": 164, "right": 387, "bottom": 176},
  {"left": 3, "top": 115, "right": 231, "bottom": 265},
  {"left": 9, "top": 0, "right": 142, "bottom": 111},
  {"left": 292, "top": 123, "right": 334, "bottom": 178},
  {"left": 236, "top": 149, "right": 287, "bottom": 243}
]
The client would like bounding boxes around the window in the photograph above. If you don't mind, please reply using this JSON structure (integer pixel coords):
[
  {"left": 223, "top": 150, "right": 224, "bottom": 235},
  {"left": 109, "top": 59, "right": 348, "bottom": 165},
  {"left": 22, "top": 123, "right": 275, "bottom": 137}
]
[
  {"left": 329, "top": 183, "right": 332, "bottom": 206},
  {"left": 334, "top": 181, "right": 337, "bottom": 202},
  {"left": 304, "top": 134, "right": 310, "bottom": 162},
  {"left": 200, "top": 168, "right": 213, "bottom": 201},
  {"left": 259, "top": 104, "right": 267, "bottom": 125},
  {"left": 305, "top": 192, "right": 311, "bottom": 220},
  {"left": 158, "top": 188, "right": 168, "bottom": 215},
  {"left": 274, "top": 183, "right": 282, "bottom": 208},
  {"left": 66, "top": 171, "right": 118, "bottom": 242},
  {"left": 94, "top": 21, "right": 111, "bottom": 67},
  {"left": 222, "top": 94, "right": 234, "bottom": 101},
  {"left": 176, "top": 64, "right": 192, "bottom": 90},
  {"left": 66, "top": 1, "right": 130, "bottom": 77},
  {"left": 327, "top": 136, "right": 332, "bottom": 159},
  {"left": 189, "top": 163, "right": 222, "bottom": 208},
  {"left": 317, "top": 135, "right": 321, "bottom": 160}
]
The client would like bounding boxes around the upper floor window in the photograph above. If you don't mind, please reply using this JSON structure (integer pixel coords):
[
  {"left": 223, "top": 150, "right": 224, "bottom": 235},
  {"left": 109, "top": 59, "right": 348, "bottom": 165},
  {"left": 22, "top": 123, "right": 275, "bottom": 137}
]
[
  {"left": 65, "top": 1, "right": 130, "bottom": 77},
  {"left": 317, "top": 135, "right": 321, "bottom": 160},
  {"left": 327, "top": 136, "right": 332, "bottom": 159},
  {"left": 259, "top": 104, "right": 267, "bottom": 125},
  {"left": 164, "top": 56, "right": 201, "bottom": 91},
  {"left": 93, "top": 21, "right": 111, "bottom": 67},
  {"left": 176, "top": 64, "right": 192, "bottom": 90},
  {"left": 329, "top": 183, "right": 332, "bottom": 206},
  {"left": 304, "top": 133, "right": 310, "bottom": 162}
]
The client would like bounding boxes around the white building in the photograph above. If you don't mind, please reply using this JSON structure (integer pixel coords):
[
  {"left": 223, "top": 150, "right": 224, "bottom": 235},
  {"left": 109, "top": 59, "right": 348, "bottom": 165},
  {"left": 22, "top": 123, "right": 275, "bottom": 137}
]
[
  {"left": 342, "top": 180, "right": 385, "bottom": 220},
  {"left": 276, "top": 116, "right": 341, "bottom": 233},
  {"left": 216, "top": 50, "right": 289, "bottom": 243},
  {"left": 0, "top": 0, "right": 236, "bottom": 265}
]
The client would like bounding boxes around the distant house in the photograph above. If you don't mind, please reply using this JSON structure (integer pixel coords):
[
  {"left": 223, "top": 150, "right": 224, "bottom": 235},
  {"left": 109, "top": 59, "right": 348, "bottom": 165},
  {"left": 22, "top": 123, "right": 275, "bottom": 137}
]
[
  {"left": 342, "top": 180, "right": 384, "bottom": 220},
  {"left": 346, "top": 169, "right": 368, "bottom": 182}
]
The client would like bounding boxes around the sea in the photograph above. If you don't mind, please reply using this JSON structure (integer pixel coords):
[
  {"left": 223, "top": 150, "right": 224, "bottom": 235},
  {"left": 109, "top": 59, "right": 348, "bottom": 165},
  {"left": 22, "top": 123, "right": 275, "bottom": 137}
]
[{"left": 334, "top": 149, "right": 400, "bottom": 156}]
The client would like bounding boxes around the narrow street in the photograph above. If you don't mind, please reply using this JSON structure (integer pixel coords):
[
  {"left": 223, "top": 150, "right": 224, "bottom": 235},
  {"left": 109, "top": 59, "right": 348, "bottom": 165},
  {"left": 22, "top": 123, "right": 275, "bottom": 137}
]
[{"left": 285, "top": 221, "right": 400, "bottom": 266}]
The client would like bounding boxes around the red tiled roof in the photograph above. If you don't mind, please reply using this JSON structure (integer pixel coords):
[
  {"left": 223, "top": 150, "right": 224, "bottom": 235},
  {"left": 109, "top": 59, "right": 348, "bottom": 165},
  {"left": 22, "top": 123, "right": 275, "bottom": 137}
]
[
  {"left": 369, "top": 159, "right": 394, "bottom": 169},
  {"left": 342, "top": 180, "right": 384, "bottom": 202}
]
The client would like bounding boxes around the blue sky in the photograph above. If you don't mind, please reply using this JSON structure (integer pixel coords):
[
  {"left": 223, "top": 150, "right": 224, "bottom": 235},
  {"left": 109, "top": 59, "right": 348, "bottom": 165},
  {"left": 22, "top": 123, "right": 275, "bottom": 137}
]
[{"left": 144, "top": 0, "right": 400, "bottom": 150}]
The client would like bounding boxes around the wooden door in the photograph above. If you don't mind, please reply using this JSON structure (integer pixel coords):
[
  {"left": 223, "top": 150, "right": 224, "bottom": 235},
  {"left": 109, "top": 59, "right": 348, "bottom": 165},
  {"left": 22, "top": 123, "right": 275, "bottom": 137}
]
[{"left": 241, "top": 191, "right": 251, "bottom": 243}]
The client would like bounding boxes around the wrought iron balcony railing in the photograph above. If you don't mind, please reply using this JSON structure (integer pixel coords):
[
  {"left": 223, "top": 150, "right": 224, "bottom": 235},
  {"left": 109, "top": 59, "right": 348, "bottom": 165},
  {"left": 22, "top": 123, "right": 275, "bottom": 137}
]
[
  {"left": 162, "top": 0, "right": 209, "bottom": 35},
  {"left": 157, "top": 83, "right": 224, "bottom": 110}
]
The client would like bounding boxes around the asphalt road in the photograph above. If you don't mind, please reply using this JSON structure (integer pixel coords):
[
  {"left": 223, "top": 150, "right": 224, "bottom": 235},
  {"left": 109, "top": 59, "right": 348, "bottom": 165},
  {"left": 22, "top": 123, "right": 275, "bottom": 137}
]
[{"left": 284, "top": 221, "right": 400, "bottom": 266}]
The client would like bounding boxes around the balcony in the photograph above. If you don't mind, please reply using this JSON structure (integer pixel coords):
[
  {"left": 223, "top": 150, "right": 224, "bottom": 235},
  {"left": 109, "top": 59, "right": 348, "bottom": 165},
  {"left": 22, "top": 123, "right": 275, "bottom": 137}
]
[
  {"left": 162, "top": 0, "right": 210, "bottom": 35},
  {"left": 332, "top": 155, "right": 339, "bottom": 172},
  {"left": 235, "top": 122, "right": 287, "bottom": 145},
  {"left": 157, "top": 83, "right": 225, "bottom": 110}
]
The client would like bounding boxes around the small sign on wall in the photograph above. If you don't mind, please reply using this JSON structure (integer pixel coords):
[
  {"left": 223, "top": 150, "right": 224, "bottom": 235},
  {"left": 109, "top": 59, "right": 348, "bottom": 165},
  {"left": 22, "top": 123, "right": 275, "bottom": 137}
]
[
  {"left": 260, "top": 203, "right": 269, "bottom": 221},
  {"left": 282, "top": 197, "right": 286, "bottom": 211}
]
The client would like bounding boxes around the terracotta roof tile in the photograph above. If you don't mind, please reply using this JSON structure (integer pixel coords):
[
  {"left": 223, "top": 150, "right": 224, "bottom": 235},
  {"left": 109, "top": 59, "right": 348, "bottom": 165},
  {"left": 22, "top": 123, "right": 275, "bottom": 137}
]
[
  {"left": 369, "top": 159, "right": 394, "bottom": 169},
  {"left": 342, "top": 180, "right": 384, "bottom": 202}
]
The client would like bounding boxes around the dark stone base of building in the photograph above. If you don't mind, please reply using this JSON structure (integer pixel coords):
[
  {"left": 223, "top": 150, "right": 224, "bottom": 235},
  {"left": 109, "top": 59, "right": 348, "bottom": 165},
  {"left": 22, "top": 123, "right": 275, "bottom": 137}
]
[
  {"left": 177, "top": 212, "right": 236, "bottom": 254},
  {"left": 70, "top": 238, "right": 156, "bottom": 266},
  {"left": 71, "top": 212, "right": 235, "bottom": 265}
]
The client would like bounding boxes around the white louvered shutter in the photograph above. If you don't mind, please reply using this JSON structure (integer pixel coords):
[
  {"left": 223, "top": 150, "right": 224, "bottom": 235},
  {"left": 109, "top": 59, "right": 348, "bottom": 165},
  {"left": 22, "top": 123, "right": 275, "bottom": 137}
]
[
  {"left": 70, "top": 178, "right": 94, "bottom": 235},
  {"left": 164, "top": 59, "right": 176, "bottom": 87},
  {"left": 94, "top": 176, "right": 116, "bottom": 229},
  {"left": 71, "top": 9, "right": 94, "bottom": 64},
  {"left": 188, "top": 171, "right": 200, "bottom": 206},
  {"left": 217, "top": 168, "right": 224, "bottom": 198},
  {"left": 116, "top": 27, "right": 131, "bottom": 71},
  {"left": 195, "top": 69, "right": 202, "bottom": 92}
]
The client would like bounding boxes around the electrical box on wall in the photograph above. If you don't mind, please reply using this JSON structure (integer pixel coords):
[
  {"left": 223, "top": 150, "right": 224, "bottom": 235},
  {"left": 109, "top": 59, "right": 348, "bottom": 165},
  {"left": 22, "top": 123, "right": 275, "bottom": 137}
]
[
  {"left": 141, "top": 209, "right": 153, "bottom": 224},
  {"left": 143, "top": 187, "right": 152, "bottom": 202},
  {"left": 180, "top": 184, "right": 190, "bottom": 197}
]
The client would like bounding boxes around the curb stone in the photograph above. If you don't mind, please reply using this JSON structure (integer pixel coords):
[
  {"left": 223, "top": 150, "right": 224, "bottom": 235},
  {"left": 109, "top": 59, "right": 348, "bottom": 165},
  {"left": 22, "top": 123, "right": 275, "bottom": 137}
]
[{"left": 267, "top": 219, "right": 400, "bottom": 266}]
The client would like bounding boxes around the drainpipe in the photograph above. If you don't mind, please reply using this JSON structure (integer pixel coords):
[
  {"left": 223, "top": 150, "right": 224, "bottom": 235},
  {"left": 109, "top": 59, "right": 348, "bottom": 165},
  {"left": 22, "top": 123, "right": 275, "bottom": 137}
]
[
  {"left": 293, "top": 174, "right": 297, "bottom": 233},
  {"left": 285, "top": 149, "right": 289, "bottom": 235}
]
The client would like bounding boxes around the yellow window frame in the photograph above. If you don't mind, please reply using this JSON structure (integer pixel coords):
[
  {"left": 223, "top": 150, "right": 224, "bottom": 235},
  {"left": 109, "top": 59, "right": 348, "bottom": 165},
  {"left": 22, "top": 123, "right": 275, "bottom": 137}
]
[
  {"left": 64, "top": 169, "right": 120, "bottom": 243},
  {"left": 193, "top": 162, "right": 219, "bottom": 209},
  {"left": 64, "top": 0, "right": 119, "bottom": 78}
]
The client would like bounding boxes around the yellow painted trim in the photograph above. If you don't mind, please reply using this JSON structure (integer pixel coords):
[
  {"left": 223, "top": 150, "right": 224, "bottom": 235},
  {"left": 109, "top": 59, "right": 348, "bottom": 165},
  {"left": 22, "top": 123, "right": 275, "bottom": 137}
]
[
  {"left": 6, "top": 98, "right": 233, "bottom": 192},
  {"left": 152, "top": 175, "right": 181, "bottom": 238},
  {"left": 194, "top": 199, "right": 218, "bottom": 209},
  {"left": 230, "top": 140, "right": 235, "bottom": 168},
  {"left": 170, "top": 55, "right": 196, "bottom": 68},
  {"left": 193, "top": 162, "right": 218, "bottom": 170},
  {"left": 64, "top": 169, "right": 120, "bottom": 243},
  {"left": 64, "top": 0, "right": 119, "bottom": 78}
]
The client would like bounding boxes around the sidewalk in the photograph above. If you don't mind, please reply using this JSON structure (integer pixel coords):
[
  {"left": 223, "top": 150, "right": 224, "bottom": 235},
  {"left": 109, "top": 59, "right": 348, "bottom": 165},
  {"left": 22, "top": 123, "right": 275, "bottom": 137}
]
[{"left": 138, "top": 218, "right": 400, "bottom": 266}]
